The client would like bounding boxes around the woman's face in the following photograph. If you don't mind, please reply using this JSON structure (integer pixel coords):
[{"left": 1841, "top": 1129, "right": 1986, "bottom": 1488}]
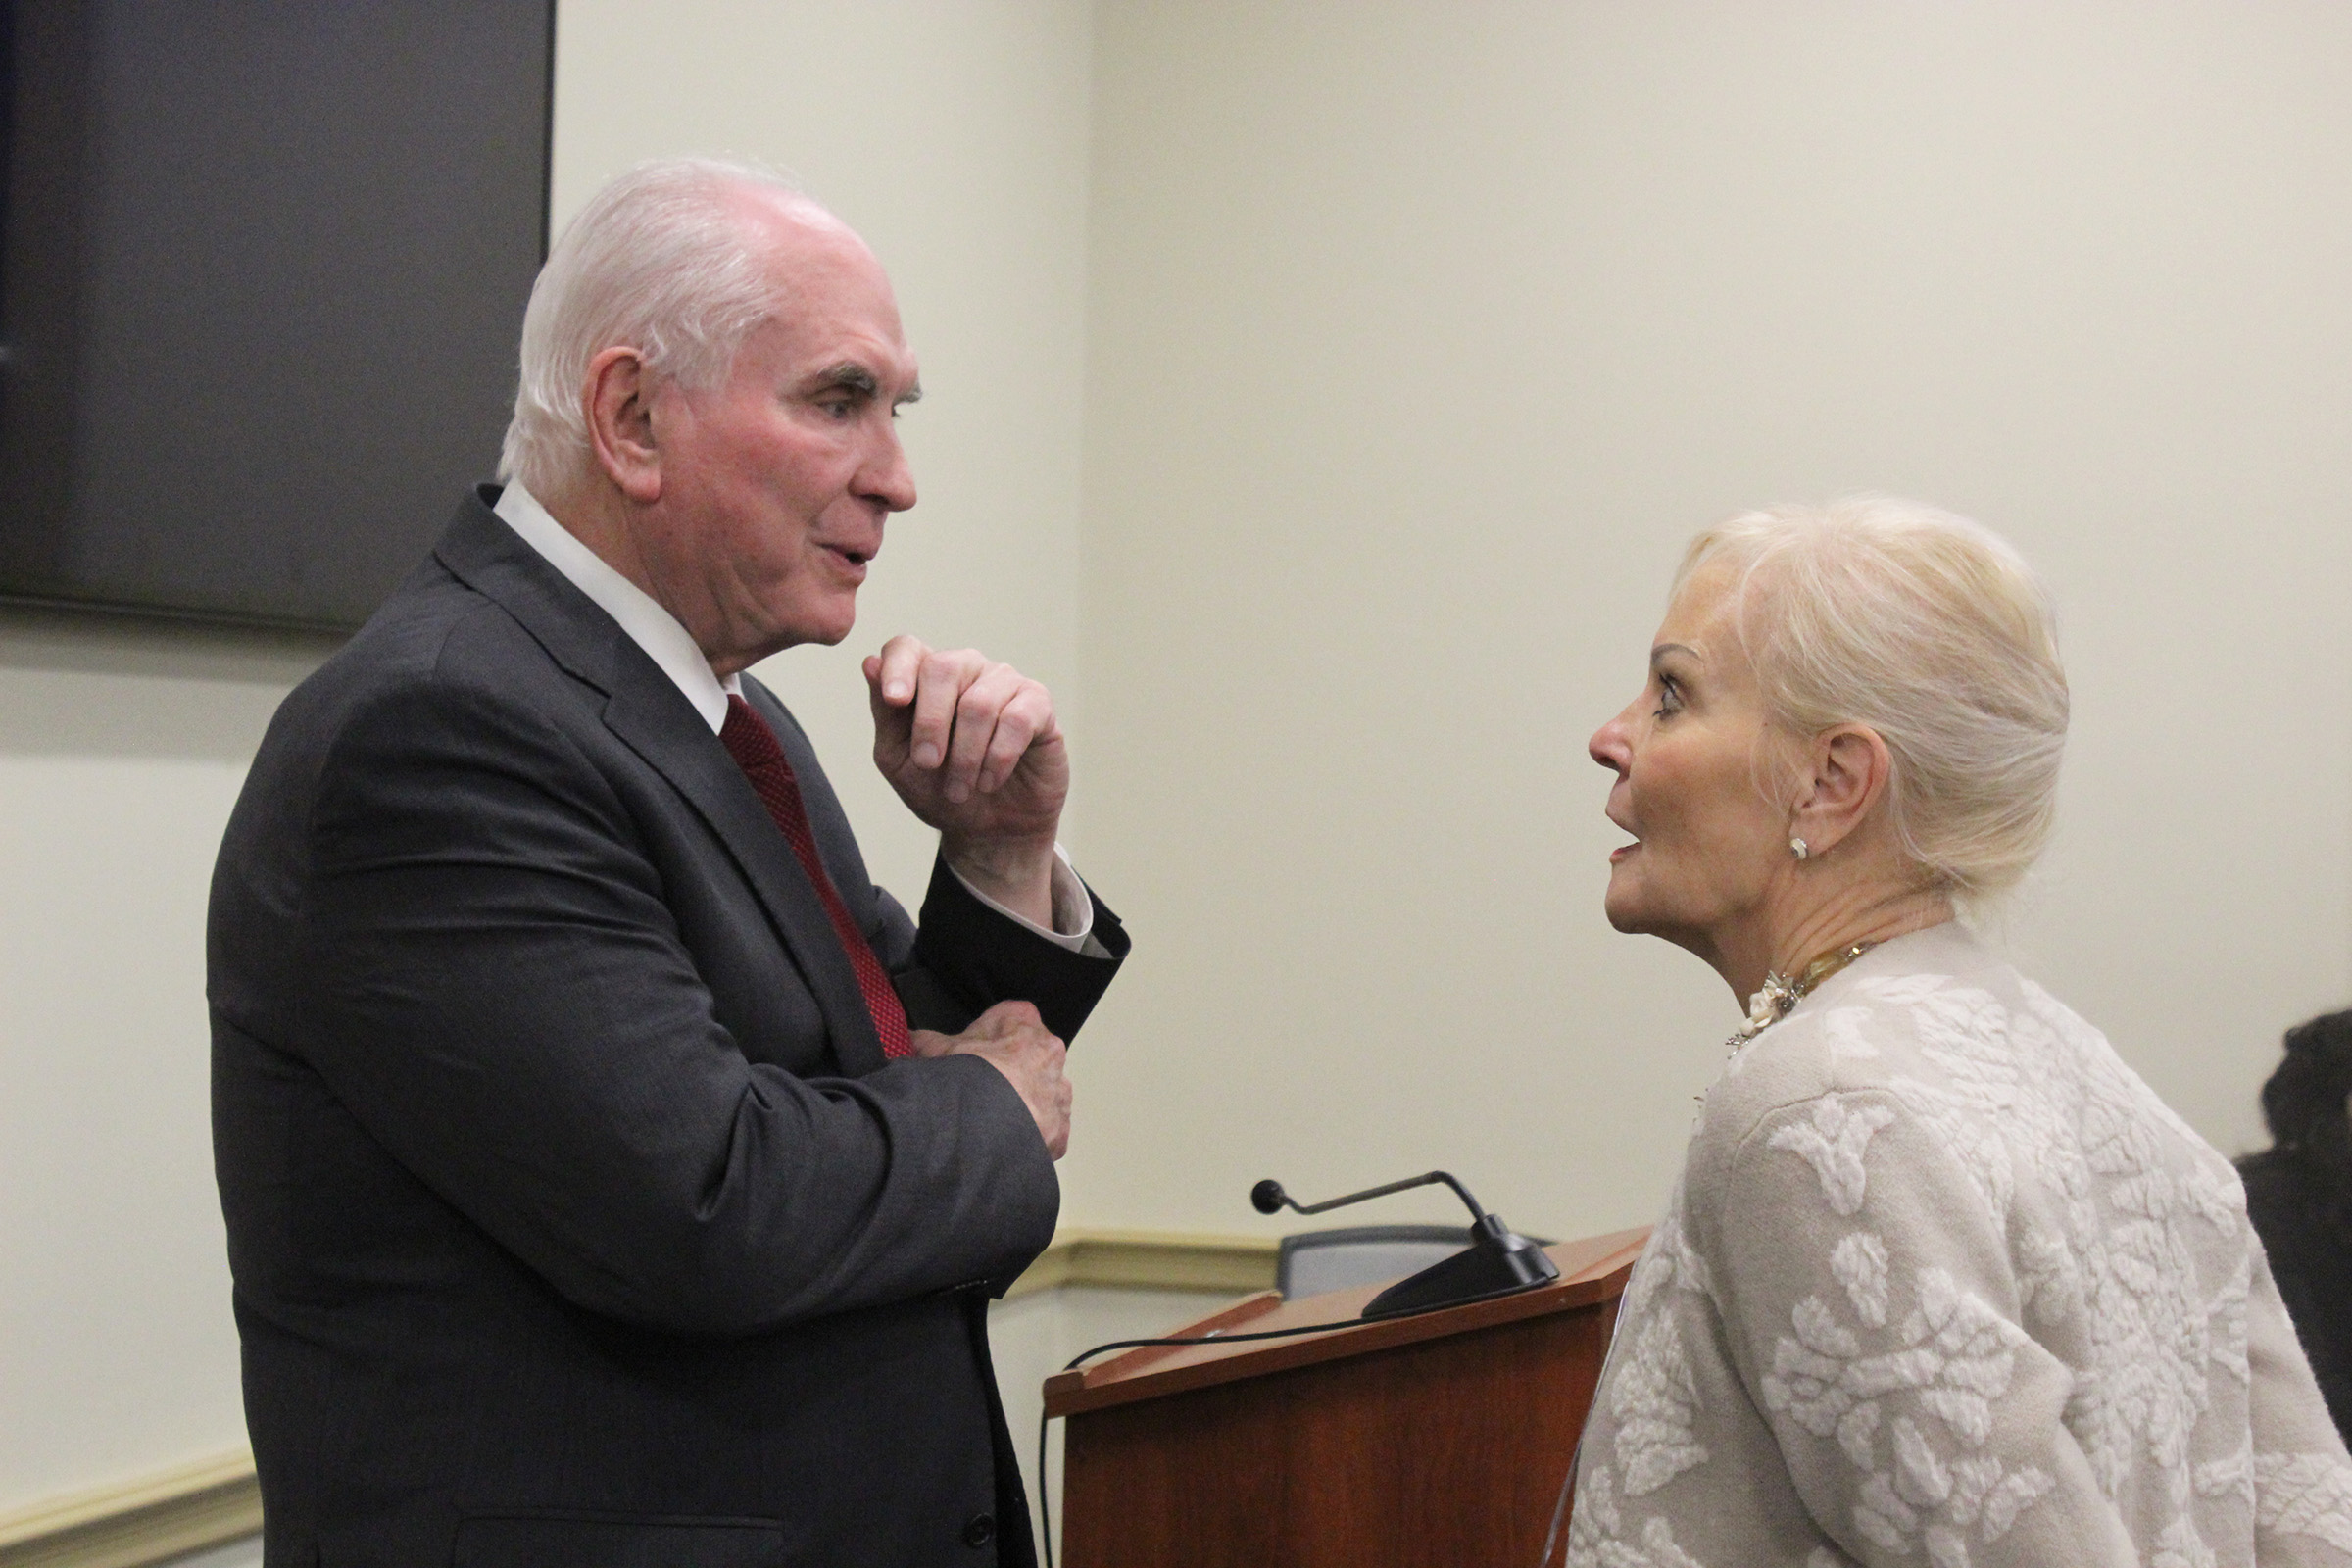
[{"left": 1589, "top": 564, "right": 1794, "bottom": 952}]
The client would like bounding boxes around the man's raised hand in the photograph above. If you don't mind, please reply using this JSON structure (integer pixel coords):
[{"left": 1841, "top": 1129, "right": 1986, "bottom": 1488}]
[
  {"left": 909, "top": 1001, "right": 1071, "bottom": 1159},
  {"left": 864, "top": 635, "right": 1067, "bottom": 925}
]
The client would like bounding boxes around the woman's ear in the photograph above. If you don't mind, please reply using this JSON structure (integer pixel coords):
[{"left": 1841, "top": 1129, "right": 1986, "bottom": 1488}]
[
  {"left": 1790, "top": 724, "right": 1892, "bottom": 858},
  {"left": 583, "top": 346, "right": 663, "bottom": 504}
]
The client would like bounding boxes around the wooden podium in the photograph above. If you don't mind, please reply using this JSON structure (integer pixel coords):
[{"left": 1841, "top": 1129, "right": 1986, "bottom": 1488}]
[{"left": 1042, "top": 1227, "right": 1649, "bottom": 1567}]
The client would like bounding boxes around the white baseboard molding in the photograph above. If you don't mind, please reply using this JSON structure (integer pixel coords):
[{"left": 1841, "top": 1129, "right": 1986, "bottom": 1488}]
[
  {"left": 0, "top": 1228, "right": 1274, "bottom": 1566},
  {"left": 0, "top": 1450, "right": 260, "bottom": 1568}
]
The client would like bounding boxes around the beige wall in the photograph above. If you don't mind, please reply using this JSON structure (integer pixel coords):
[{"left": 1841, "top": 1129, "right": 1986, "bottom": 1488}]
[
  {"left": 0, "top": 622, "right": 324, "bottom": 1504},
  {"left": 1064, "top": 0, "right": 2352, "bottom": 1242},
  {"left": 11, "top": 0, "right": 2352, "bottom": 1523}
]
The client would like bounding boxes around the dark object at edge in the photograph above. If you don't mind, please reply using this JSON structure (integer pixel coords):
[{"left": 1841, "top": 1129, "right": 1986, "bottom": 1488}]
[{"left": 2237, "top": 1006, "right": 2352, "bottom": 1445}]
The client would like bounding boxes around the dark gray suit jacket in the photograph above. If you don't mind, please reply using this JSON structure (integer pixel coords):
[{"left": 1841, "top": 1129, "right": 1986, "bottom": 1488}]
[{"left": 210, "top": 488, "right": 1127, "bottom": 1567}]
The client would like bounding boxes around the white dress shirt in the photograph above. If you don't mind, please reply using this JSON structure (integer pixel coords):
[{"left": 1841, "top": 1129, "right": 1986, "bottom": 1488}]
[{"left": 493, "top": 482, "right": 1097, "bottom": 951}]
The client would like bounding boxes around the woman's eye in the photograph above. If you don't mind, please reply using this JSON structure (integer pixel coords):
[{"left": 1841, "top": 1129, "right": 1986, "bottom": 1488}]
[{"left": 1652, "top": 680, "right": 1682, "bottom": 719}]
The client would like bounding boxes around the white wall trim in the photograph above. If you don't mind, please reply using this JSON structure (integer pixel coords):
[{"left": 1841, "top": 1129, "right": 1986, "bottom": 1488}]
[{"left": 0, "top": 1449, "right": 260, "bottom": 1568}]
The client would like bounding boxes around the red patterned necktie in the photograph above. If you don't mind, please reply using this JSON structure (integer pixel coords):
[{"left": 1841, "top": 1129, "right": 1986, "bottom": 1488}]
[{"left": 719, "top": 694, "right": 913, "bottom": 1059}]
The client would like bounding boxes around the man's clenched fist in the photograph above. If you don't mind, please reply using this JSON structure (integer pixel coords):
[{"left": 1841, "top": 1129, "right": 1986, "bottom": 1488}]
[{"left": 910, "top": 1000, "right": 1071, "bottom": 1159}]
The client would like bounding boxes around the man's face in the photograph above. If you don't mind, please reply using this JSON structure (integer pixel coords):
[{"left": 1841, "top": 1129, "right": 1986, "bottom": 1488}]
[{"left": 632, "top": 197, "right": 920, "bottom": 673}]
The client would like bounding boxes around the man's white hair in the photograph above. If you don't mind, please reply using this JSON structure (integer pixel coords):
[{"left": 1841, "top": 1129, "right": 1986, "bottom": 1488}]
[
  {"left": 500, "top": 157, "right": 807, "bottom": 498},
  {"left": 1678, "top": 495, "right": 2070, "bottom": 903}
]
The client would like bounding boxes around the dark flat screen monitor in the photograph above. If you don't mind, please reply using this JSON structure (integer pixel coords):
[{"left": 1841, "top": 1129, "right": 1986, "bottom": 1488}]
[{"left": 0, "top": 0, "right": 553, "bottom": 630}]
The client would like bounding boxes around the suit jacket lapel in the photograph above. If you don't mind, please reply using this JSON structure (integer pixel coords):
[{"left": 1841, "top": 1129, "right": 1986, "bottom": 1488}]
[{"left": 433, "top": 490, "right": 889, "bottom": 1075}]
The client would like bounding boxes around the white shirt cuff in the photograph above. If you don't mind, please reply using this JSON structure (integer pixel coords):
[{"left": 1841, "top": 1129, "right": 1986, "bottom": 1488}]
[{"left": 948, "top": 844, "right": 1100, "bottom": 954}]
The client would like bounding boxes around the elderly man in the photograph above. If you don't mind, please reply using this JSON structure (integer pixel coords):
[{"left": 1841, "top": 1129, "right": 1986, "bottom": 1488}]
[{"left": 210, "top": 159, "right": 1126, "bottom": 1567}]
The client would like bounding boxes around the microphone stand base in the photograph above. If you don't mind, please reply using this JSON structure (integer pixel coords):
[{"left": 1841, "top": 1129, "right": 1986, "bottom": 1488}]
[{"left": 1359, "top": 1226, "right": 1561, "bottom": 1320}]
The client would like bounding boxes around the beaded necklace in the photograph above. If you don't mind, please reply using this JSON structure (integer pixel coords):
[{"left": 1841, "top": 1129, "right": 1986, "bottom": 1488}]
[{"left": 1723, "top": 941, "right": 1879, "bottom": 1059}]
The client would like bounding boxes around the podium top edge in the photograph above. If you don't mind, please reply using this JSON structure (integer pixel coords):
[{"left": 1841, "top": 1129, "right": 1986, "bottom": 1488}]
[{"left": 1042, "top": 1225, "right": 1651, "bottom": 1418}]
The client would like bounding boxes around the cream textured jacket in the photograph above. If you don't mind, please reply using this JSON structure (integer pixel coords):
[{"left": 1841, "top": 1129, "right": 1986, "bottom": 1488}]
[{"left": 1569, "top": 923, "right": 2352, "bottom": 1568}]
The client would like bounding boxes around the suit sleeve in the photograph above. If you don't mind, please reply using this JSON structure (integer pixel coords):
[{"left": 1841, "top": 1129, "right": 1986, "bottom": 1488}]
[
  {"left": 890, "top": 856, "right": 1130, "bottom": 1040},
  {"left": 297, "top": 677, "right": 1059, "bottom": 1337}
]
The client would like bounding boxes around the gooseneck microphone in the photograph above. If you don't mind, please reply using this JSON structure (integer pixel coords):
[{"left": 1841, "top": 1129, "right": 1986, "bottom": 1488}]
[
  {"left": 1251, "top": 1168, "right": 1560, "bottom": 1318},
  {"left": 1251, "top": 1169, "right": 1491, "bottom": 1224}
]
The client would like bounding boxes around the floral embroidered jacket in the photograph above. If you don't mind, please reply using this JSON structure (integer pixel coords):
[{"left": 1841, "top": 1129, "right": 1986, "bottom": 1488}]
[{"left": 1568, "top": 923, "right": 2352, "bottom": 1568}]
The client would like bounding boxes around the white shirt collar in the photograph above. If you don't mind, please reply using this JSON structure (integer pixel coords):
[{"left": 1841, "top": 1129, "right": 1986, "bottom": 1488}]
[{"left": 493, "top": 481, "right": 741, "bottom": 734}]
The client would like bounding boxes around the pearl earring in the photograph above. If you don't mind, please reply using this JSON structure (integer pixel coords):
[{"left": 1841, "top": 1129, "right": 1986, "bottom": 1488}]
[{"left": 1790, "top": 837, "right": 1810, "bottom": 861}]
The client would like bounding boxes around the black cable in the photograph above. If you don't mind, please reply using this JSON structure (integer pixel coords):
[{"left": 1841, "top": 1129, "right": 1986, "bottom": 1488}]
[
  {"left": 1058, "top": 1318, "right": 1373, "bottom": 1372},
  {"left": 1536, "top": 1292, "right": 1628, "bottom": 1567},
  {"left": 1036, "top": 1304, "right": 1471, "bottom": 1566},
  {"left": 1038, "top": 1399, "right": 1054, "bottom": 1568},
  {"left": 1537, "top": 1454, "right": 1576, "bottom": 1568}
]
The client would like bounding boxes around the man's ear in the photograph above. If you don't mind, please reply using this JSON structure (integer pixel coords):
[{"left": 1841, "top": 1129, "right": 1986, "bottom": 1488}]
[
  {"left": 583, "top": 346, "right": 662, "bottom": 504},
  {"left": 1790, "top": 723, "right": 1892, "bottom": 858}
]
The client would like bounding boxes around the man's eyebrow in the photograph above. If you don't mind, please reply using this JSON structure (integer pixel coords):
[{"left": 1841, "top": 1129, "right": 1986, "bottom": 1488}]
[
  {"left": 812, "top": 363, "right": 879, "bottom": 396},
  {"left": 809, "top": 363, "right": 920, "bottom": 407}
]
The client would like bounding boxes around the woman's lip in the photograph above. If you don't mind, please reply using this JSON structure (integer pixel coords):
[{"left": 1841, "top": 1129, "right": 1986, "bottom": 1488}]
[{"left": 1609, "top": 841, "right": 1640, "bottom": 863}]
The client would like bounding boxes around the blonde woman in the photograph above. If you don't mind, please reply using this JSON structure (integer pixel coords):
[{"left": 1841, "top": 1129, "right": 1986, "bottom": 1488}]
[{"left": 1569, "top": 498, "right": 2352, "bottom": 1567}]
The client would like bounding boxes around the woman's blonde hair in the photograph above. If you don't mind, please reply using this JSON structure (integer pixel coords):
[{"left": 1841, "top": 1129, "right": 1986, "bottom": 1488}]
[{"left": 1676, "top": 496, "right": 2069, "bottom": 900}]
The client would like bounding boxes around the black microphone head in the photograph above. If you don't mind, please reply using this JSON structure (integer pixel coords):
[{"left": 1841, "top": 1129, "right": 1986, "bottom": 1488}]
[{"left": 1250, "top": 1179, "right": 1288, "bottom": 1215}]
